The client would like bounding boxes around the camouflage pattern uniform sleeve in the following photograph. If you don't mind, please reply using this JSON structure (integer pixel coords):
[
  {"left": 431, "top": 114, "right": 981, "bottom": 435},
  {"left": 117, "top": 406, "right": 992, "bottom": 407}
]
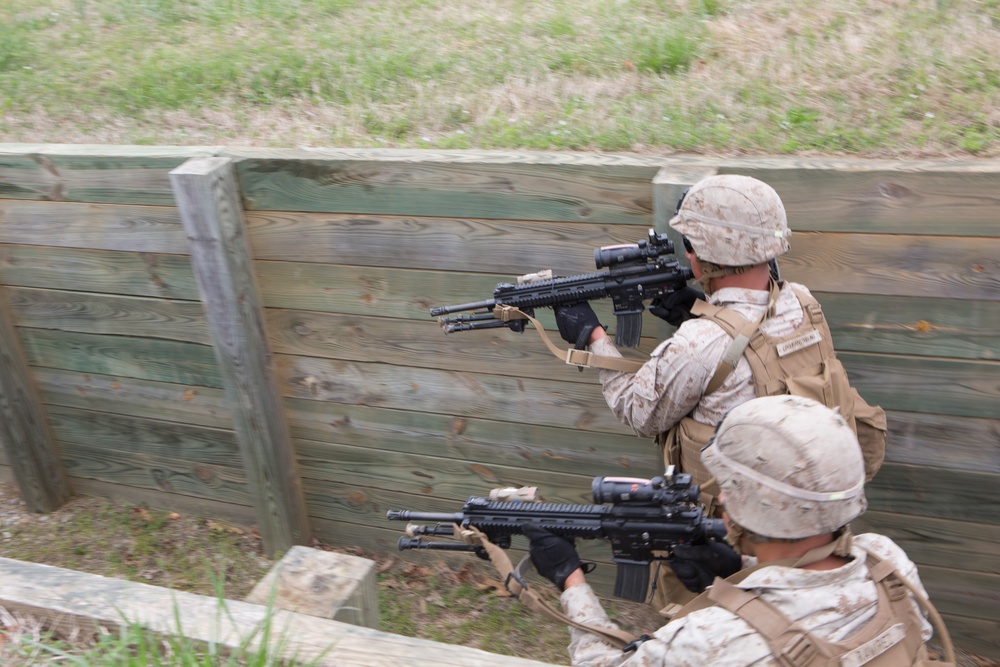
[{"left": 588, "top": 321, "right": 726, "bottom": 437}]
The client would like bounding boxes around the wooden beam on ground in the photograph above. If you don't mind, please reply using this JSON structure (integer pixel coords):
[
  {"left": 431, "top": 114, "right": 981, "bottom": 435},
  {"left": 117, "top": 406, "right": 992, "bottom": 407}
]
[
  {"left": 170, "top": 157, "right": 310, "bottom": 556},
  {"left": 0, "top": 557, "right": 555, "bottom": 667},
  {"left": 0, "top": 287, "right": 71, "bottom": 512}
]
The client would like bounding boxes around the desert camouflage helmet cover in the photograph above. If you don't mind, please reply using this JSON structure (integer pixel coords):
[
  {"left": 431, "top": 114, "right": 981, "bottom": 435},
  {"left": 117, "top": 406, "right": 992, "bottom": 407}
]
[
  {"left": 669, "top": 174, "right": 791, "bottom": 266},
  {"left": 701, "top": 395, "right": 867, "bottom": 539}
]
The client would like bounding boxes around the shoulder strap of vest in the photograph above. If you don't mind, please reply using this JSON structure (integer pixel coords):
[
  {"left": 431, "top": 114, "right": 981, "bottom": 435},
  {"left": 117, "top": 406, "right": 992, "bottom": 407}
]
[{"left": 691, "top": 280, "right": 782, "bottom": 395}]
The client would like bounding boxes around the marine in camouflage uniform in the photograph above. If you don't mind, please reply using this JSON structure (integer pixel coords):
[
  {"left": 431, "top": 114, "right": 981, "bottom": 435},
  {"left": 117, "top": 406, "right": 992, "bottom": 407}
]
[
  {"left": 524, "top": 397, "right": 938, "bottom": 667},
  {"left": 553, "top": 174, "right": 869, "bottom": 610}
]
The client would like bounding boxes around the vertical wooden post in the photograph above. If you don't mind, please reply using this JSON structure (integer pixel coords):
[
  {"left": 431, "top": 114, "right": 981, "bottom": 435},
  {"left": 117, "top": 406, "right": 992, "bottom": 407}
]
[
  {"left": 0, "top": 288, "right": 72, "bottom": 512},
  {"left": 170, "top": 157, "right": 310, "bottom": 556},
  {"left": 651, "top": 166, "right": 717, "bottom": 339}
]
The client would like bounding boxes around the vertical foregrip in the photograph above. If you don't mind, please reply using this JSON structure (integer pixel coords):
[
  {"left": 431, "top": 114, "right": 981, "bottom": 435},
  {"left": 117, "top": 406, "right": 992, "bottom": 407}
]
[
  {"left": 612, "top": 562, "right": 651, "bottom": 603},
  {"left": 614, "top": 312, "right": 643, "bottom": 348}
]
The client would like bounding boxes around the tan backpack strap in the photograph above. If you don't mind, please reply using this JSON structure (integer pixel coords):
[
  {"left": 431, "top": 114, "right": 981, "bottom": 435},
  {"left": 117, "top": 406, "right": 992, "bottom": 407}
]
[
  {"left": 459, "top": 525, "right": 641, "bottom": 650},
  {"left": 708, "top": 580, "right": 825, "bottom": 667},
  {"left": 858, "top": 547, "right": 956, "bottom": 665},
  {"left": 693, "top": 281, "right": 782, "bottom": 395},
  {"left": 494, "top": 305, "right": 645, "bottom": 373}
]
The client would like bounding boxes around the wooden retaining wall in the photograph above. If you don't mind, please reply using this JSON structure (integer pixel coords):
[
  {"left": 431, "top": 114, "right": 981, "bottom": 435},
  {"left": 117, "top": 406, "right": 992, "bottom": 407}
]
[{"left": 0, "top": 145, "right": 997, "bottom": 658}]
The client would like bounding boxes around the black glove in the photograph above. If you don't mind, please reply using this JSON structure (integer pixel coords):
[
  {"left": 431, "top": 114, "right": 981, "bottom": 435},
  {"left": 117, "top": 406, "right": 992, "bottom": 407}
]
[
  {"left": 647, "top": 286, "right": 705, "bottom": 327},
  {"left": 667, "top": 541, "right": 742, "bottom": 593},
  {"left": 552, "top": 302, "right": 603, "bottom": 349},
  {"left": 522, "top": 524, "right": 583, "bottom": 591}
]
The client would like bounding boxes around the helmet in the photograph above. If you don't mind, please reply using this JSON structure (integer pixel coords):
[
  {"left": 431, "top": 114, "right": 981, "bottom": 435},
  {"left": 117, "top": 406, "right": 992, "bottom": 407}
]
[
  {"left": 669, "top": 174, "right": 791, "bottom": 266},
  {"left": 701, "top": 395, "right": 866, "bottom": 539}
]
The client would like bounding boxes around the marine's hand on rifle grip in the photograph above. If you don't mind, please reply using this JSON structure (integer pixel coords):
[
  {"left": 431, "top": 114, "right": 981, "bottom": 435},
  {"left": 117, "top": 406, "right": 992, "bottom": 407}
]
[
  {"left": 647, "top": 286, "right": 705, "bottom": 327},
  {"left": 667, "top": 540, "right": 742, "bottom": 593}
]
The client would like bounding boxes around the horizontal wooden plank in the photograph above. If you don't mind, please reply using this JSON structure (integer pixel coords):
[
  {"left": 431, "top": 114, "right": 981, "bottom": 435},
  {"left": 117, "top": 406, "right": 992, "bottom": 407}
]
[
  {"left": 286, "top": 398, "right": 655, "bottom": 477},
  {"left": 296, "top": 438, "right": 594, "bottom": 505},
  {"left": 917, "top": 564, "right": 1000, "bottom": 622},
  {"left": 0, "top": 556, "right": 557, "bottom": 667},
  {"left": 817, "top": 292, "right": 1000, "bottom": 360},
  {"left": 21, "top": 329, "right": 222, "bottom": 388},
  {"left": 781, "top": 233, "right": 1000, "bottom": 301},
  {"left": 33, "top": 369, "right": 656, "bottom": 477},
  {"left": 0, "top": 245, "right": 201, "bottom": 300},
  {"left": 853, "top": 511, "right": 1000, "bottom": 573},
  {"left": 36, "top": 369, "right": 233, "bottom": 430},
  {"left": 841, "top": 351, "right": 1000, "bottom": 420},
  {"left": 246, "top": 210, "right": 651, "bottom": 275},
  {"left": 265, "top": 308, "right": 658, "bottom": 382},
  {"left": 865, "top": 462, "right": 1000, "bottom": 524},
  {"left": 0, "top": 145, "right": 221, "bottom": 205},
  {"left": 60, "top": 441, "right": 250, "bottom": 505},
  {"left": 69, "top": 476, "right": 256, "bottom": 526},
  {"left": 48, "top": 405, "right": 239, "bottom": 465},
  {"left": 229, "top": 150, "right": 658, "bottom": 224},
  {"left": 275, "top": 354, "right": 632, "bottom": 435},
  {"left": 724, "top": 165, "right": 1000, "bottom": 236},
  {"left": 8, "top": 287, "right": 210, "bottom": 343},
  {"left": 885, "top": 410, "right": 1000, "bottom": 474},
  {"left": 0, "top": 200, "right": 188, "bottom": 253},
  {"left": 937, "top": 613, "right": 1000, "bottom": 660}
]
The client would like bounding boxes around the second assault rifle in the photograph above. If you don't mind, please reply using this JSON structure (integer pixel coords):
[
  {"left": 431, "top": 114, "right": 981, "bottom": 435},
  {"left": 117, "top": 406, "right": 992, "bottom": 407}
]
[
  {"left": 430, "top": 229, "right": 694, "bottom": 348},
  {"left": 387, "top": 471, "right": 725, "bottom": 602}
]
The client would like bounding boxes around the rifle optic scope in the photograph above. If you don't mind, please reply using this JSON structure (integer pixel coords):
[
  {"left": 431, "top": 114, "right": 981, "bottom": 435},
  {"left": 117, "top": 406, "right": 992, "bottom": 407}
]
[
  {"left": 594, "top": 229, "right": 676, "bottom": 270},
  {"left": 592, "top": 475, "right": 700, "bottom": 505}
]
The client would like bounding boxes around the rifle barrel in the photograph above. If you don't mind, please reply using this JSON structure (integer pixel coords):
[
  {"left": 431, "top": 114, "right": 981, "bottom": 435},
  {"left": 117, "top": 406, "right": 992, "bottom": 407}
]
[{"left": 430, "top": 299, "right": 496, "bottom": 317}]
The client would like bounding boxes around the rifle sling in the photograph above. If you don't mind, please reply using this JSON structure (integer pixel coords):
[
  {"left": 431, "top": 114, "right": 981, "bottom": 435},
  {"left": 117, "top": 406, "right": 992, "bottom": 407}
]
[
  {"left": 495, "top": 305, "right": 644, "bottom": 373},
  {"left": 458, "top": 524, "right": 641, "bottom": 650}
]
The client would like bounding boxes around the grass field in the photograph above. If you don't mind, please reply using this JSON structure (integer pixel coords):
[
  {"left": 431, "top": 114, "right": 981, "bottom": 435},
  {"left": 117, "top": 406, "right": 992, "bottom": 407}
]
[{"left": 1, "top": 0, "right": 998, "bottom": 156}]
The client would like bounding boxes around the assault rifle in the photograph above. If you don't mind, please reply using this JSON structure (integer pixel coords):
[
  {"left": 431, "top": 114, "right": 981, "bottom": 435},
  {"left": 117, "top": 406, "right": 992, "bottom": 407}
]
[
  {"left": 386, "top": 471, "right": 725, "bottom": 602},
  {"left": 430, "top": 229, "right": 694, "bottom": 348}
]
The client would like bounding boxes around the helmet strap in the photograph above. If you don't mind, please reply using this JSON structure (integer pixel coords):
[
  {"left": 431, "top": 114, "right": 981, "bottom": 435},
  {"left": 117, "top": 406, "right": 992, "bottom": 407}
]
[{"left": 696, "top": 259, "right": 752, "bottom": 296}]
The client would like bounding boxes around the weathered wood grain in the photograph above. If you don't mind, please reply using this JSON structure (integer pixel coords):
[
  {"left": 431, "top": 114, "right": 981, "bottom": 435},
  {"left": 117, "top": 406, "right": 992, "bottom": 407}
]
[
  {"left": 47, "top": 405, "right": 239, "bottom": 465},
  {"left": 816, "top": 292, "right": 1000, "bottom": 360},
  {"left": 275, "top": 354, "right": 632, "bottom": 435},
  {"left": 70, "top": 476, "right": 257, "bottom": 526},
  {"left": 20, "top": 329, "right": 222, "bottom": 387},
  {"left": 246, "top": 210, "right": 647, "bottom": 275},
  {"left": 228, "top": 150, "right": 658, "bottom": 224},
  {"left": 296, "top": 437, "right": 594, "bottom": 505},
  {"left": 8, "top": 287, "right": 210, "bottom": 343},
  {"left": 916, "top": 564, "right": 1000, "bottom": 622},
  {"left": 0, "top": 245, "right": 201, "bottom": 299},
  {"left": 0, "top": 557, "right": 557, "bottom": 667},
  {"left": 0, "top": 145, "right": 220, "bottom": 204},
  {"left": 864, "top": 462, "right": 1000, "bottom": 524},
  {"left": 723, "top": 165, "right": 1000, "bottom": 236},
  {"left": 780, "top": 233, "right": 999, "bottom": 301},
  {"left": 853, "top": 510, "right": 1000, "bottom": 573},
  {"left": 0, "top": 200, "right": 188, "bottom": 252},
  {"left": 171, "top": 156, "right": 310, "bottom": 554},
  {"left": 936, "top": 614, "right": 1000, "bottom": 661},
  {"left": 884, "top": 410, "right": 1000, "bottom": 474},
  {"left": 265, "top": 308, "right": 658, "bottom": 382},
  {"left": 0, "top": 288, "right": 70, "bottom": 512},
  {"left": 285, "top": 397, "right": 655, "bottom": 477},
  {"left": 36, "top": 369, "right": 233, "bottom": 429},
  {"left": 60, "top": 441, "right": 250, "bottom": 505},
  {"left": 840, "top": 351, "right": 1000, "bottom": 420}
]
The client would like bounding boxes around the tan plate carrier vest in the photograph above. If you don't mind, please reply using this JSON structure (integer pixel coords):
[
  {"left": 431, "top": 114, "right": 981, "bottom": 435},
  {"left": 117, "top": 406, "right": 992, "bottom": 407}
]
[
  {"left": 671, "top": 545, "right": 952, "bottom": 667},
  {"left": 661, "top": 285, "right": 888, "bottom": 497}
]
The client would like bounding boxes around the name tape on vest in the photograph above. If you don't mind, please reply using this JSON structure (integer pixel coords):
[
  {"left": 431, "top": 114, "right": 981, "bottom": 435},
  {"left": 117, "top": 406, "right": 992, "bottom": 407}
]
[
  {"left": 775, "top": 329, "right": 823, "bottom": 358},
  {"left": 839, "top": 623, "right": 906, "bottom": 667}
]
